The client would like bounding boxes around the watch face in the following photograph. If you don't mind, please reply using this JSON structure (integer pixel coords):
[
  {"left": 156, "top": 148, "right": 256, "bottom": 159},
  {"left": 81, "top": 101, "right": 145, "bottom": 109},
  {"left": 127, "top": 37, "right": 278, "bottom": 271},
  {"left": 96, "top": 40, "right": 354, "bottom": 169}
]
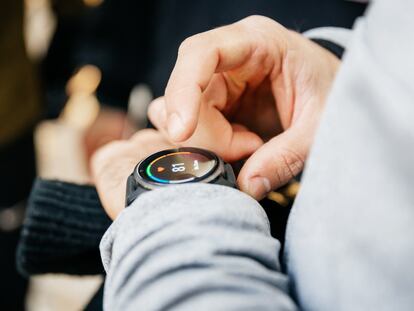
[{"left": 138, "top": 148, "right": 218, "bottom": 184}]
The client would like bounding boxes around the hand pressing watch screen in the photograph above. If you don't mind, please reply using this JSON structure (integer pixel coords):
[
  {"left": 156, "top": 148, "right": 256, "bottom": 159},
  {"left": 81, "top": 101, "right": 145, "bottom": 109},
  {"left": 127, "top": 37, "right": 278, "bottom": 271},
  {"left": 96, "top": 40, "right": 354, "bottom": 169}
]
[{"left": 148, "top": 15, "right": 340, "bottom": 200}]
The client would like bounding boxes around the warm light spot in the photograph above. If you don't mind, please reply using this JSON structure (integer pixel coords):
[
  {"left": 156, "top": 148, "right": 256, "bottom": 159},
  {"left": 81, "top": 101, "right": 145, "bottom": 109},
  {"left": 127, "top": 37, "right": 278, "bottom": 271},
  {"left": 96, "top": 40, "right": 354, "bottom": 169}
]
[
  {"left": 60, "top": 93, "right": 100, "bottom": 130},
  {"left": 285, "top": 181, "right": 300, "bottom": 198},
  {"left": 267, "top": 191, "right": 289, "bottom": 207},
  {"left": 66, "top": 65, "right": 102, "bottom": 96},
  {"left": 83, "top": 0, "right": 104, "bottom": 7}
]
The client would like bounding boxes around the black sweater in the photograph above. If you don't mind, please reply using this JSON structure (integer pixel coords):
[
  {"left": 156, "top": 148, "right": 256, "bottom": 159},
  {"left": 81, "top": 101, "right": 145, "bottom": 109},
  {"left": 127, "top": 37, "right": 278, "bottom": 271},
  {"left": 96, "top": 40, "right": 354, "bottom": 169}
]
[{"left": 17, "top": 179, "right": 111, "bottom": 276}]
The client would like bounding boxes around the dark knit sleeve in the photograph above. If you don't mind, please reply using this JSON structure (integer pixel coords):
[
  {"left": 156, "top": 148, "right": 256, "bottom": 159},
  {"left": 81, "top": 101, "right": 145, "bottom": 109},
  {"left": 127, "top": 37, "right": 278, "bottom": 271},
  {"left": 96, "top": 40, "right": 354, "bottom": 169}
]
[{"left": 17, "top": 179, "right": 111, "bottom": 277}]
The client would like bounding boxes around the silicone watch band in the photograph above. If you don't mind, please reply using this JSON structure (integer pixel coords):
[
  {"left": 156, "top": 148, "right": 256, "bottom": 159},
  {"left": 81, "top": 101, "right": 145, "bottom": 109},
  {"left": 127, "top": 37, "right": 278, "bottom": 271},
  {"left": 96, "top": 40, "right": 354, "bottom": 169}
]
[{"left": 125, "top": 162, "right": 237, "bottom": 207}]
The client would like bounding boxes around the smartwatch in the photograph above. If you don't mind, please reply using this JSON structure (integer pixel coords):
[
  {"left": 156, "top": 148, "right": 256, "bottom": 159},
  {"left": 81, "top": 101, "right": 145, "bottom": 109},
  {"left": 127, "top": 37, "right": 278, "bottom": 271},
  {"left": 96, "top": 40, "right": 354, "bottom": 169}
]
[{"left": 125, "top": 147, "right": 237, "bottom": 206}]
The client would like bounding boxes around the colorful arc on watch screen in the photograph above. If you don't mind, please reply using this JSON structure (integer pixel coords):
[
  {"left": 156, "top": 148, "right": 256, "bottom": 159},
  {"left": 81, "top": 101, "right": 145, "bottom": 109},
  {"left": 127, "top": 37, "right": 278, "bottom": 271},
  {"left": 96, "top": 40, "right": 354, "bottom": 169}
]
[{"left": 143, "top": 150, "right": 217, "bottom": 184}]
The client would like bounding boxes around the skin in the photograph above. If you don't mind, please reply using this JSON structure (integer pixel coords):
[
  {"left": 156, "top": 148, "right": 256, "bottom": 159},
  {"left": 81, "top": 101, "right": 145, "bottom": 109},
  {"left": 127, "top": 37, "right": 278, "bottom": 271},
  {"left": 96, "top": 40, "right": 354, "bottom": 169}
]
[
  {"left": 148, "top": 15, "right": 340, "bottom": 200},
  {"left": 91, "top": 129, "right": 174, "bottom": 220},
  {"left": 84, "top": 107, "right": 135, "bottom": 164},
  {"left": 92, "top": 15, "right": 340, "bottom": 219}
]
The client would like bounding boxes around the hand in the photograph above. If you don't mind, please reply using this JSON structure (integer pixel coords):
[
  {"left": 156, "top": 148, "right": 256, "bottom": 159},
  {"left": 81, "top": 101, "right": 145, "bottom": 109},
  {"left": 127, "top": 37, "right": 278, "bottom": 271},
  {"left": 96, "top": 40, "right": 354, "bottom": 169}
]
[
  {"left": 91, "top": 129, "right": 174, "bottom": 219},
  {"left": 148, "top": 15, "right": 340, "bottom": 200},
  {"left": 84, "top": 107, "right": 135, "bottom": 163}
]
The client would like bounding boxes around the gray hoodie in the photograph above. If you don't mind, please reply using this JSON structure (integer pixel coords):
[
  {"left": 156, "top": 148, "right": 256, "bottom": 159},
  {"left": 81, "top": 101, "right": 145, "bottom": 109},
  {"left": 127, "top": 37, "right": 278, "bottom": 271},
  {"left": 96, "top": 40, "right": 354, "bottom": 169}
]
[{"left": 100, "top": 1, "right": 414, "bottom": 310}]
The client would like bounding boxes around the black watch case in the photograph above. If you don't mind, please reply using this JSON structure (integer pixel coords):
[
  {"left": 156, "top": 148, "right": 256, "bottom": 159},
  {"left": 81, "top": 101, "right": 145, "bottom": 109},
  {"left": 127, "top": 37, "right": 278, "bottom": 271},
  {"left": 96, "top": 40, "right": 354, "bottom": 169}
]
[{"left": 125, "top": 147, "right": 236, "bottom": 206}]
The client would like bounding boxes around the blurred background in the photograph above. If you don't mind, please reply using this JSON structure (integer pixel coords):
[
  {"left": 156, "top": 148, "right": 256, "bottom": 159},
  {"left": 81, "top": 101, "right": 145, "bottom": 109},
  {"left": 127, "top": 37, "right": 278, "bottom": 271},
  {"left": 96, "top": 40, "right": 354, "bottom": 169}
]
[{"left": 0, "top": 0, "right": 366, "bottom": 309}]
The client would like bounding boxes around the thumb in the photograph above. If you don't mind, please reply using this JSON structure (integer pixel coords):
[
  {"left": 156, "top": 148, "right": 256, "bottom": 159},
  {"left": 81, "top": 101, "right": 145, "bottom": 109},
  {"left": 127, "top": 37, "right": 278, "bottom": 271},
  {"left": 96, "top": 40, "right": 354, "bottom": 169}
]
[{"left": 237, "top": 128, "right": 308, "bottom": 200}]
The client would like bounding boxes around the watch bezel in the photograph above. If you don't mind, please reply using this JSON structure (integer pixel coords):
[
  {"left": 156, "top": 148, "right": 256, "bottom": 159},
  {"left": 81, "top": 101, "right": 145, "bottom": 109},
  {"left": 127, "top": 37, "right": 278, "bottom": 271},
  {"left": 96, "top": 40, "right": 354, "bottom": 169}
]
[{"left": 133, "top": 147, "right": 224, "bottom": 190}]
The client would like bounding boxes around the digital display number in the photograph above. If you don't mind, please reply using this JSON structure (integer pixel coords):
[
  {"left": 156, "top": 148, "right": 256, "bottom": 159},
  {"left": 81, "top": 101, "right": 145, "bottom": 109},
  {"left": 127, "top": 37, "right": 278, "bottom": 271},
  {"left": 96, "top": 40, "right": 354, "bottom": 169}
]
[
  {"left": 171, "top": 163, "right": 185, "bottom": 172},
  {"left": 141, "top": 150, "right": 217, "bottom": 184}
]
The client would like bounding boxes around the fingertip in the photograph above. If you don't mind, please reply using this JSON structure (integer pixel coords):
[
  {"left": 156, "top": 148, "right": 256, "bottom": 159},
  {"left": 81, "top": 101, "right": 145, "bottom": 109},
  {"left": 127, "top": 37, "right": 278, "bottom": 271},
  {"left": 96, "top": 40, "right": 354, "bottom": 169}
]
[
  {"left": 237, "top": 172, "right": 270, "bottom": 201},
  {"left": 248, "top": 176, "right": 271, "bottom": 200},
  {"left": 236, "top": 147, "right": 273, "bottom": 200},
  {"left": 164, "top": 83, "right": 203, "bottom": 142},
  {"left": 238, "top": 131, "right": 306, "bottom": 200},
  {"left": 148, "top": 98, "right": 195, "bottom": 142},
  {"left": 148, "top": 97, "right": 167, "bottom": 127},
  {"left": 167, "top": 112, "right": 192, "bottom": 142}
]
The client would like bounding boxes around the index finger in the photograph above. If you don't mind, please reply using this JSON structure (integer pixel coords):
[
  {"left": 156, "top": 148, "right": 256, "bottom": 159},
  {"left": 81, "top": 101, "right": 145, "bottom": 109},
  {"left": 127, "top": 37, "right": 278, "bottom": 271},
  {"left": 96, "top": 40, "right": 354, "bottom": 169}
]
[{"left": 164, "top": 21, "right": 256, "bottom": 142}]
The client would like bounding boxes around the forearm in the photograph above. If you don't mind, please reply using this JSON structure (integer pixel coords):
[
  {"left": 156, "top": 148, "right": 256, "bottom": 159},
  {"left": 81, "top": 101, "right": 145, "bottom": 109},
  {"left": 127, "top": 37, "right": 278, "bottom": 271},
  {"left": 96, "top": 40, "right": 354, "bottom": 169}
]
[{"left": 101, "top": 184, "right": 297, "bottom": 310}]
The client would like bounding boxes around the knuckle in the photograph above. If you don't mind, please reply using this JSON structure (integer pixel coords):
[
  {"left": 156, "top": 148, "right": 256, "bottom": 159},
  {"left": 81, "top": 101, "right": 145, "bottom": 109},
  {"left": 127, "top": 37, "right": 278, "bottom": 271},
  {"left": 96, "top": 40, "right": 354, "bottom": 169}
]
[
  {"left": 178, "top": 32, "right": 214, "bottom": 57},
  {"left": 130, "top": 129, "right": 158, "bottom": 144},
  {"left": 178, "top": 35, "right": 199, "bottom": 55},
  {"left": 240, "top": 15, "right": 277, "bottom": 28},
  {"left": 241, "top": 15, "right": 266, "bottom": 24},
  {"left": 132, "top": 128, "right": 155, "bottom": 139},
  {"left": 90, "top": 150, "right": 107, "bottom": 178},
  {"left": 238, "top": 15, "right": 285, "bottom": 44},
  {"left": 276, "top": 149, "right": 304, "bottom": 183},
  {"left": 91, "top": 140, "right": 124, "bottom": 167}
]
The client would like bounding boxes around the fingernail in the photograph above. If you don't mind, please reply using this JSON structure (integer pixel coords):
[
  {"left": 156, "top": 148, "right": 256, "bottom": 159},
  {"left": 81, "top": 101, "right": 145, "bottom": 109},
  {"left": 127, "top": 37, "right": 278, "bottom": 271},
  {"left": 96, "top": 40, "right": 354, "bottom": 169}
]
[
  {"left": 167, "top": 113, "right": 185, "bottom": 141},
  {"left": 247, "top": 177, "right": 271, "bottom": 200}
]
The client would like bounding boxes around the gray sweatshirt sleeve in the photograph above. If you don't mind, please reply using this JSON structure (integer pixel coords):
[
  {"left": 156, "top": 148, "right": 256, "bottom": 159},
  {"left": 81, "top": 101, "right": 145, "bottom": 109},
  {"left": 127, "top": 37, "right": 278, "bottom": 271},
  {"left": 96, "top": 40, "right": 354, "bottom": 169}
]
[{"left": 100, "top": 184, "right": 297, "bottom": 311}]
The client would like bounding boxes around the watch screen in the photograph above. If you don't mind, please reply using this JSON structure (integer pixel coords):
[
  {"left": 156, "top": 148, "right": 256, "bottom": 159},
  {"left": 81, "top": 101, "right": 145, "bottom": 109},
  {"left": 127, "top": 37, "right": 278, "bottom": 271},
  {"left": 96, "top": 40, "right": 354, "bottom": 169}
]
[{"left": 139, "top": 148, "right": 218, "bottom": 184}]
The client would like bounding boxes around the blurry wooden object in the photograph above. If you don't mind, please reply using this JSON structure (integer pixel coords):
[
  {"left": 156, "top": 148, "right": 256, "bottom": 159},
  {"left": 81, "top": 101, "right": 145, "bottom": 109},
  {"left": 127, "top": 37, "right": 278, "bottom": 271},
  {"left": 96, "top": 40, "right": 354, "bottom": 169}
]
[
  {"left": 27, "top": 275, "right": 103, "bottom": 311},
  {"left": 27, "top": 63, "right": 103, "bottom": 310},
  {"left": 267, "top": 181, "right": 300, "bottom": 207},
  {"left": 34, "top": 64, "right": 101, "bottom": 182}
]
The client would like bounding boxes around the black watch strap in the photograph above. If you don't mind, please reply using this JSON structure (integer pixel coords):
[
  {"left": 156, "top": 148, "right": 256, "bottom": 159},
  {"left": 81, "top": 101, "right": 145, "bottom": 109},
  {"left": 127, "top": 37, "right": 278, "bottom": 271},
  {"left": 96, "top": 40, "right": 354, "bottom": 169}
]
[
  {"left": 215, "top": 163, "right": 237, "bottom": 188},
  {"left": 125, "top": 174, "right": 146, "bottom": 207},
  {"left": 311, "top": 38, "right": 345, "bottom": 59},
  {"left": 125, "top": 162, "right": 237, "bottom": 207}
]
